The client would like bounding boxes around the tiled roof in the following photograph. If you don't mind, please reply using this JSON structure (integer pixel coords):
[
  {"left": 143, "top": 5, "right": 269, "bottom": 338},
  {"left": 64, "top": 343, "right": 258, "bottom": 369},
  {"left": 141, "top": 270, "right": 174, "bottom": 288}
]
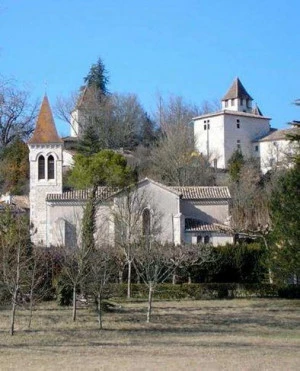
[
  {"left": 47, "top": 180, "right": 230, "bottom": 202},
  {"left": 259, "top": 127, "right": 299, "bottom": 142},
  {"left": 185, "top": 219, "right": 230, "bottom": 232},
  {"left": 46, "top": 186, "right": 117, "bottom": 202},
  {"left": 169, "top": 186, "right": 230, "bottom": 199},
  {"left": 222, "top": 78, "right": 253, "bottom": 101},
  {"left": 28, "top": 96, "right": 63, "bottom": 144}
]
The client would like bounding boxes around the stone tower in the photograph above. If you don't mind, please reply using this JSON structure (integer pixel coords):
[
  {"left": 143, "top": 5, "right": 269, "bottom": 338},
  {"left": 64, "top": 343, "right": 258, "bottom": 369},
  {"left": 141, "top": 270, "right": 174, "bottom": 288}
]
[{"left": 28, "top": 96, "right": 63, "bottom": 245}]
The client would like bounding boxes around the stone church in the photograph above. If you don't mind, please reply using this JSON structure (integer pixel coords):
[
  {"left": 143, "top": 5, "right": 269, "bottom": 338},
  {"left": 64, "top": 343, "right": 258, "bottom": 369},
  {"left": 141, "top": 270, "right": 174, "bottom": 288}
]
[{"left": 28, "top": 96, "right": 233, "bottom": 247}]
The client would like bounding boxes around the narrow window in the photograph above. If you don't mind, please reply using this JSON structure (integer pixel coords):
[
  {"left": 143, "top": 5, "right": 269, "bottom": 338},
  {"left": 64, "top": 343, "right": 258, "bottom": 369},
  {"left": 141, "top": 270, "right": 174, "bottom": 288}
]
[
  {"left": 237, "top": 140, "right": 241, "bottom": 150},
  {"left": 237, "top": 123, "right": 240, "bottom": 129},
  {"left": 208, "top": 123, "right": 210, "bottom": 130},
  {"left": 38, "top": 155, "right": 45, "bottom": 180},
  {"left": 240, "top": 98, "right": 244, "bottom": 105},
  {"left": 142, "top": 208, "right": 151, "bottom": 237},
  {"left": 197, "top": 235, "right": 202, "bottom": 244},
  {"left": 204, "top": 235, "right": 210, "bottom": 244},
  {"left": 48, "top": 155, "right": 55, "bottom": 179},
  {"left": 225, "top": 100, "right": 228, "bottom": 108},
  {"left": 204, "top": 125, "right": 207, "bottom": 130},
  {"left": 213, "top": 158, "right": 218, "bottom": 169},
  {"left": 231, "top": 99, "right": 234, "bottom": 106},
  {"left": 255, "top": 145, "right": 259, "bottom": 152}
]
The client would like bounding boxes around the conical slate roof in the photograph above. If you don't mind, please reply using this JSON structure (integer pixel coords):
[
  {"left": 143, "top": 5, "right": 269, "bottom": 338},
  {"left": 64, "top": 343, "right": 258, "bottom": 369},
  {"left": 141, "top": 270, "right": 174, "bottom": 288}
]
[
  {"left": 28, "top": 95, "right": 63, "bottom": 144},
  {"left": 222, "top": 78, "right": 253, "bottom": 101}
]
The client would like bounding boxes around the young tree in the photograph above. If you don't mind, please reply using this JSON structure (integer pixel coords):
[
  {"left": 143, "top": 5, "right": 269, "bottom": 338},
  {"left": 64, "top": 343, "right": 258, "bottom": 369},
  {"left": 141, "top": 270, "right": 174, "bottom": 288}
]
[
  {"left": 134, "top": 241, "right": 215, "bottom": 323},
  {"left": 0, "top": 209, "right": 32, "bottom": 335},
  {"left": 112, "top": 187, "right": 156, "bottom": 298},
  {"left": 87, "top": 243, "right": 117, "bottom": 329}
]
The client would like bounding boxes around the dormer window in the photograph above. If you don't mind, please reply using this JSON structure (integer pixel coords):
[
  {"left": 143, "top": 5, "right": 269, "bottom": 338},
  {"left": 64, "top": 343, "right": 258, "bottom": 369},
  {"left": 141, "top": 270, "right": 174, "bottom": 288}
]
[
  {"left": 38, "top": 155, "right": 45, "bottom": 180},
  {"left": 240, "top": 98, "right": 244, "bottom": 105},
  {"left": 225, "top": 100, "right": 228, "bottom": 108}
]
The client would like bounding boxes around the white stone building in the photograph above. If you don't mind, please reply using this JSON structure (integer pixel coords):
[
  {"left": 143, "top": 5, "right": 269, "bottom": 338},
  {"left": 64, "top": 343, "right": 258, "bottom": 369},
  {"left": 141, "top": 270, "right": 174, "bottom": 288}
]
[
  {"left": 28, "top": 97, "right": 233, "bottom": 247},
  {"left": 193, "top": 78, "right": 298, "bottom": 173}
]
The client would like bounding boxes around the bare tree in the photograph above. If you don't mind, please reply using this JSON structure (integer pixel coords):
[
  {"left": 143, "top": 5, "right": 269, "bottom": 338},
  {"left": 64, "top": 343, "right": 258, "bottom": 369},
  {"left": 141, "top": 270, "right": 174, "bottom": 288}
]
[
  {"left": 112, "top": 187, "right": 154, "bottom": 298},
  {"left": 0, "top": 77, "right": 38, "bottom": 148},
  {"left": 88, "top": 243, "right": 117, "bottom": 329},
  {"left": 0, "top": 209, "right": 32, "bottom": 335},
  {"left": 149, "top": 94, "right": 217, "bottom": 186},
  {"left": 134, "top": 241, "right": 215, "bottom": 323},
  {"left": 56, "top": 239, "right": 93, "bottom": 322}
]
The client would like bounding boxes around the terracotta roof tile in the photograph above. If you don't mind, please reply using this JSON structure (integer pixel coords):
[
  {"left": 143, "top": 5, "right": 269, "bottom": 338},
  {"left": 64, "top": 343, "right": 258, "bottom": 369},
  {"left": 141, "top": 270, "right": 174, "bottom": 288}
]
[
  {"left": 259, "top": 127, "right": 299, "bottom": 142},
  {"left": 185, "top": 218, "right": 230, "bottom": 232},
  {"left": 169, "top": 186, "right": 230, "bottom": 199},
  {"left": 47, "top": 186, "right": 117, "bottom": 202},
  {"left": 28, "top": 96, "right": 63, "bottom": 144},
  {"left": 222, "top": 78, "right": 253, "bottom": 101}
]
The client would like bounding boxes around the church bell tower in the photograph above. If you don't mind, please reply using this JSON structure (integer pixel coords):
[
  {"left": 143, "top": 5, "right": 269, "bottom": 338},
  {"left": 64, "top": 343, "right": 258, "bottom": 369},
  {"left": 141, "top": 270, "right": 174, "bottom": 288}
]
[{"left": 28, "top": 96, "right": 63, "bottom": 245}]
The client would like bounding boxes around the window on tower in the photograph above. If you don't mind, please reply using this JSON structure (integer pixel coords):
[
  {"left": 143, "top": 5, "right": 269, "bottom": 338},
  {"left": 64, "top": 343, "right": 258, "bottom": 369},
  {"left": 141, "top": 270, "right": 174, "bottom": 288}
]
[
  {"left": 48, "top": 155, "right": 55, "bottom": 179},
  {"left": 38, "top": 155, "right": 45, "bottom": 180}
]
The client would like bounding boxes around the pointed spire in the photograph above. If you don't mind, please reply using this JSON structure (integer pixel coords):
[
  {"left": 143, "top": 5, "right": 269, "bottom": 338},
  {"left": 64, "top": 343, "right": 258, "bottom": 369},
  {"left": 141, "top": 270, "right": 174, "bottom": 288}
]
[
  {"left": 28, "top": 95, "right": 63, "bottom": 144},
  {"left": 222, "top": 78, "right": 253, "bottom": 101}
]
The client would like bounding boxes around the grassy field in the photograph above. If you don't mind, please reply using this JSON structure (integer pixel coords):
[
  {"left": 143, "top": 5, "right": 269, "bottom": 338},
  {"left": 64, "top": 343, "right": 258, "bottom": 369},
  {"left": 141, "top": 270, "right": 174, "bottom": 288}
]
[{"left": 0, "top": 298, "right": 299, "bottom": 370}]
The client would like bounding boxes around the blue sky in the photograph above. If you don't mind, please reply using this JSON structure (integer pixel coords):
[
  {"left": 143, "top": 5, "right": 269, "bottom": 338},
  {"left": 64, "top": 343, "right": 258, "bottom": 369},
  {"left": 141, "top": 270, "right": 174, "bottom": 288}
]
[{"left": 1, "top": 0, "right": 299, "bottom": 136}]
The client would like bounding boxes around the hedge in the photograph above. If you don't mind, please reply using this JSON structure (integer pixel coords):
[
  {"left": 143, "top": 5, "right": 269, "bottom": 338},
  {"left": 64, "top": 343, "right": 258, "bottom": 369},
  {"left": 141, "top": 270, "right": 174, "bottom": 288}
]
[{"left": 107, "top": 282, "right": 284, "bottom": 300}]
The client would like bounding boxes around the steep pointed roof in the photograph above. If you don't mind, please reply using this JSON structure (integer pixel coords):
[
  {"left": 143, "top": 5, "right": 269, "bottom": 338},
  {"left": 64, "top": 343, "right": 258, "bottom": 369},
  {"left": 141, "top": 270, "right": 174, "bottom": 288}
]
[
  {"left": 222, "top": 78, "right": 253, "bottom": 101},
  {"left": 28, "top": 95, "right": 63, "bottom": 144}
]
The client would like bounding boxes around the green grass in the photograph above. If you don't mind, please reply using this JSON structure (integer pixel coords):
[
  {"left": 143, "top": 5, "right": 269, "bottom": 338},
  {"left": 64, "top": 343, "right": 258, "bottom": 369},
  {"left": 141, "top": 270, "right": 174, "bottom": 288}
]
[{"left": 0, "top": 299, "right": 299, "bottom": 370}]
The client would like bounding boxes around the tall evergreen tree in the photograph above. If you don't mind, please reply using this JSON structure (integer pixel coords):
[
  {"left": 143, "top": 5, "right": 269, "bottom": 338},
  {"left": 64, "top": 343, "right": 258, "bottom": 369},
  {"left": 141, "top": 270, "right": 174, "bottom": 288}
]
[{"left": 84, "top": 57, "right": 109, "bottom": 95}]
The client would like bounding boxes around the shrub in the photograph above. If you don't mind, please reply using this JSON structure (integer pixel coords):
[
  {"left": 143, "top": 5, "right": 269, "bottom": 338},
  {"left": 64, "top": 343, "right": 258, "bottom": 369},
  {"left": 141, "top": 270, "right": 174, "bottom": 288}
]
[{"left": 278, "top": 285, "right": 300, "bottom": 299}]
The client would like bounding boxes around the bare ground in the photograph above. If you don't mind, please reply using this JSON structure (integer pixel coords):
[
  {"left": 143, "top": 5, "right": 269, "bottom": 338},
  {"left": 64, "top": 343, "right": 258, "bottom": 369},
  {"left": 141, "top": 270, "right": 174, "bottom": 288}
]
[{"left": 0, "top": 299, "right": 299, "bottom": 370}]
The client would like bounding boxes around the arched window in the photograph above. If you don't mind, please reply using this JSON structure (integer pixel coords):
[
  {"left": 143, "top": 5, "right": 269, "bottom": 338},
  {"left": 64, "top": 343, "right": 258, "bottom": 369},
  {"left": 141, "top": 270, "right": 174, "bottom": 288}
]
[
  {"left": 48, "top": 155, "right": 55, "bottom": 179},
  {"left": 142, "top": 208, "right": 151, "bottom": 237},
  {"left": 204, "top": 235, "right": 210, "bottom": 244},
  {"left": 38, "top": 155, "right": 45, "bottom": 179}
]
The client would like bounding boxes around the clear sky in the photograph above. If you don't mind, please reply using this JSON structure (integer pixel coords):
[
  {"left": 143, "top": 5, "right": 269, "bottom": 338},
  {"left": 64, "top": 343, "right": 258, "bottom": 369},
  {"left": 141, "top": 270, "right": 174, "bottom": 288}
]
[{"left": 1, "top": 0, "right": 299, "bottom": 136}]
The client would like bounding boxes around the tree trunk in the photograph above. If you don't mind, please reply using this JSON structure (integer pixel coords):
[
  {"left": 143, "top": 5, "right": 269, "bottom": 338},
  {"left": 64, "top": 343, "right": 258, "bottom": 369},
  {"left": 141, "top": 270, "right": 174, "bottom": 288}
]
[
  {"left": 118, "top": 269, "right": 123, "bottom": 283},
  {"left": 146, "top": 284, "right": 153, "bottom": 323},
  {"left": 188, "top": 272, "right": 192, "bottom": 284},
  {"left": 97, "top": 292, "right": 102, "bottom": 330},
  {"left": 127, "top": 260, "right": 132, "bottom": 299},
  {"left": 10, "top": 241, "right": 21, "bottom": 336},
  {"left": 172, "top": 271, "right": 176, "bottom": 285},
  {"left": 10, "top": 289, "right": 18, "bottom": 336},
  {"left": 72, "top": 285, "right": 77, "bottom": 322}
]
